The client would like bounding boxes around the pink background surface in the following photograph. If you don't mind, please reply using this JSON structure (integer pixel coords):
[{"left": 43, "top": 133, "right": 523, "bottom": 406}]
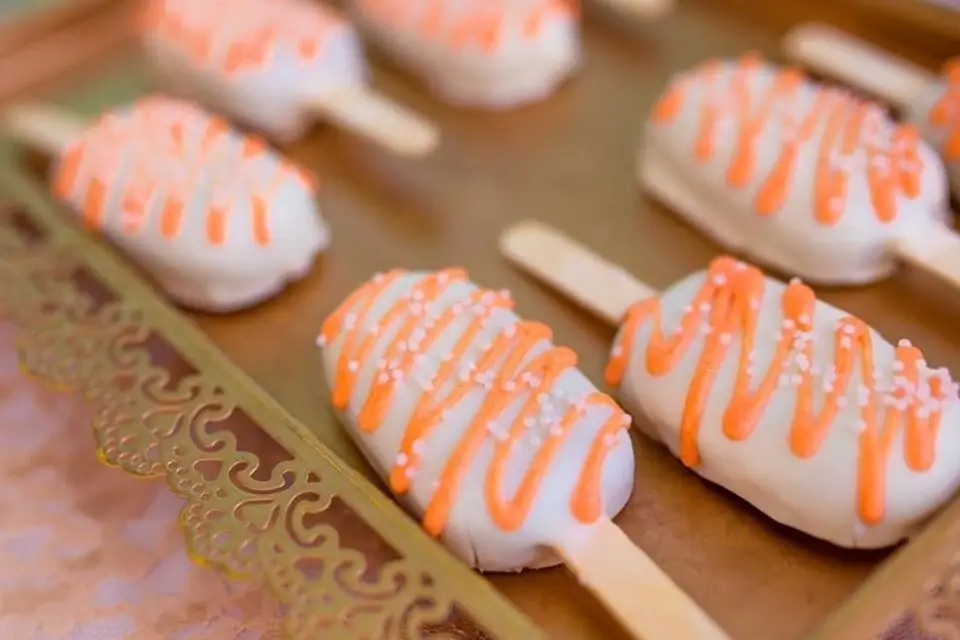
[{"left": 0, "top": 322, "right": 283, "bottom": 639}]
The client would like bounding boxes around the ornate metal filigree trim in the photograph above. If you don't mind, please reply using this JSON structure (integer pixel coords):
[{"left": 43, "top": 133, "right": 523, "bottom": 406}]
[{"left": 0, "top": 169, "right": 543, "bottom": 639}]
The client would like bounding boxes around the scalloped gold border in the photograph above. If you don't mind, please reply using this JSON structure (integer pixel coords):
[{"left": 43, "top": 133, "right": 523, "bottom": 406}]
[{"left": 0, "top": 173, "right": 544, "bottom": 639}]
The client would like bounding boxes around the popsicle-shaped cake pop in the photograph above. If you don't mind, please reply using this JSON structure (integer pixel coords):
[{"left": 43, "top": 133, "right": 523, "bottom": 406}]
[
  {"left": 501, "top": 220, "right": 960, "bottom": 549},
  {"left": 783, "top": 24, "right": 960, "bottom": 198},
  {"left": 2, "top": 96, "right": 328, "bottom": 312},
  {"left": 139, "top": 0, "right": 439, "bottom": 155},
  {"left": 639, "top": 53, "right": 960, "bottom": 290},
  {"left": 347, "top": 0, "right": 582, "bottom": 109},
  {"left": 317, "top": 268, "right": 729, "bottom": 640}
]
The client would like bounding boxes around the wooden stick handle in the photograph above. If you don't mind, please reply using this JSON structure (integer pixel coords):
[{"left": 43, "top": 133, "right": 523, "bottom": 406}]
[
  {"left": 306, "top": 86, "right": 439, "bottom": 157},
  {"left": 782, "top": 23, "right": 936, "bottom": 108},
  {"left": 598, "top": 0, "right": 674, "bottom": 19},
  {"left": 556, "top": 518, "right": 730, "bottom": 640},
  {"left": 1, "top": 102, "right": 84, "bottom": 157},
  {"left": 499, "top": 220, "right": 658, "bottom": 326},
  {"left": 892, "top": 220, "right": 960, "bottom": 292}
]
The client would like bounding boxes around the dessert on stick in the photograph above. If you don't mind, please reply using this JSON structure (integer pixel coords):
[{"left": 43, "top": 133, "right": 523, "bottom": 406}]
[
  {"left": 501, "top": 219, "right": 960, "bottom": 550},
  {"left": 2, "top": 96, "right": 328, "bottom": 312},
  {"left": 316, "top": 267, "right": 729, "bottom": 640},
  {"left": 783, "top": 23, "right": 960, "bottom": 199},
  {"left": 640, "top": 53, "right": 960, "bottom": 290},
  {"left": 347, "top": 0, "right": 582, "bottom": 109},
  {"left": 139, "top": 0, "right": 439, "bottom": 156}
]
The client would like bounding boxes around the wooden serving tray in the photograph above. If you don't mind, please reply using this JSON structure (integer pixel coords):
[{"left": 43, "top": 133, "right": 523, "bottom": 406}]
[{"left": 1, "top": 1, "right": 959, "bottom": 639}]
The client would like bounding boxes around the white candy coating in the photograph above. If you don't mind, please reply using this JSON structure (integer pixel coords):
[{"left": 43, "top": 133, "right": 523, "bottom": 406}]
[
  {"left": 613, "top": 263, "right": 960, "bottom": 548},
  {"left": 349, "top": 0, "right": 580, "bottom": 108},
  {"left": 53, "top": 96, "right": 328, "bottom": 312},
  {"left": 319, "top": 270, "right": 635, "bottom": 572},
  {"left": 640, "top": 58, "right": 951, "bottom": 285},
  {"left": 140, "top": 0, "right": 366, "bottom": 142}
]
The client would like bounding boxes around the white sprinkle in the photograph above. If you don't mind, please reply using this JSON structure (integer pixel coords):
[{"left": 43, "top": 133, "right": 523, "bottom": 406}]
[
  {"left": 898, "top": 339, "right": 913, "bottom": 348},
  {"left": 840, "top": 337, "right": 852, "bottom": 350},
  {"left": 503, "top": 381, "right": 516, "bottom": 392},
  {"left": 347, "top": 360, "right": 360, "bottom": 373},
  {"left": 405, "top": 466, "right": 417, "bottom": 479},
  {"left": 316, "top": 334, "right": 327, "bottom": 347},
  {"left": 396, "top": 452, "right": 408, "bottom": 466},
  {"left": 719, "top": 333, "right": 733, "bottom": 345}
]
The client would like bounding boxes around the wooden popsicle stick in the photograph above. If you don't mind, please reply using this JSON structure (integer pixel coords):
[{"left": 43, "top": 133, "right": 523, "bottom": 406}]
[
  {"left": 782, "top": 23, "right": 937, "bottom": 109},
  {"left": 306, "top": 86, "right": 440, "bottom": 157},
  {"left": 0, "top": 101, "right": 84, "bottom": 157},
  {"left": 891, "top": 222, "right": 960, "bottom": 291},
  {"left": 598, "top": 0, "right": 674, "bottom": 19},
  {"left": 556, "top": 518, "right": 731, "bottom": 640},
  {"left": 499, "top": 220, "right": 658, "bottom": 326},
  {"left": 502, "top": 222, "right": 730, "bottom": 638}
]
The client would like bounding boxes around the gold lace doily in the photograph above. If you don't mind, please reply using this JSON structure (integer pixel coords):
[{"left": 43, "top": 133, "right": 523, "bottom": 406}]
[{"left": 0, "top": 156, "right": 545, "bottom": 639}]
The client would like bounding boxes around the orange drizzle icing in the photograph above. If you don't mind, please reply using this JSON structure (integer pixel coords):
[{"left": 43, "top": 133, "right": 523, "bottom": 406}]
[
  {"left": 52, "top": 96, "right": 314, "bottom": 247},
  {"left": 140, "top": 0, "right": 343, "bottom": 76},
  {"left": 605, "top": 257, "right": 956, "bottom": 526},
  {"left": 651, "top": 54, "right": 925, "bottom": 226},
  {"left": 319, "top": 268, "right": 630, "bottom": 536},
  {"left": 929, "top": 58, "right": 960, "bottom": 161},
  {"left": 355, "top": 0, "right": 577, "bottom": 52}
]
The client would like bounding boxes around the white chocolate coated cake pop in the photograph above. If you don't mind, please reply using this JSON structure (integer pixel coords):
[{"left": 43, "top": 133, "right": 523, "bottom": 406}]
[
  {"left": 140, "top": 0, "right": 438, "bottom": 155},
  {"left": 501, "top": 220, "right": 960, "bottom": 550},
  {"left": 640, "top": 54, "right": 956, "bottom": 288},
  {"left": 348, "top": 0, "right": 580, "bottom": 109},
  {"left": 4, "top": 96, "right": 328, "bottom": 312},
  {"left": 317, "top": 268, "right": 635, "bottom": 572}
]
